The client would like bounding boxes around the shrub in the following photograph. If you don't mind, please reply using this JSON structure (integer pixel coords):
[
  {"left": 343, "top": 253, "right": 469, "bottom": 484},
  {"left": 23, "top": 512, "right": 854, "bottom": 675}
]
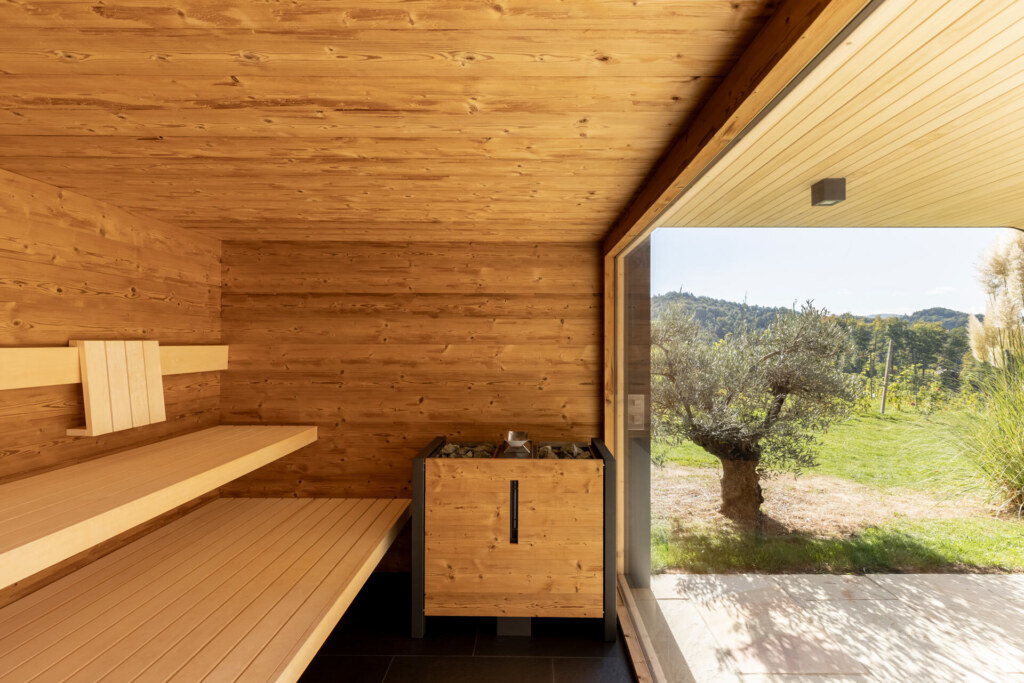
[{"left": 954, "top": 352, "right": 1024, "bottom": 515}]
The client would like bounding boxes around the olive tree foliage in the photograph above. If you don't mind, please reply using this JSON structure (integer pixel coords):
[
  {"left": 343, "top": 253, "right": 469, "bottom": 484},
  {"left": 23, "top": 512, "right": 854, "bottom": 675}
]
[{"left": 652, "top": 302, "right": 860, "bottom": 522}]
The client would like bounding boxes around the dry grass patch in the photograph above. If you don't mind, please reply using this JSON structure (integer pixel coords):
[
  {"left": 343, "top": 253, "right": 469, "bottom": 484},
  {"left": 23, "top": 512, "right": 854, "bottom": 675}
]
[{"left": 653, "top": 464, "right": 993, "bottom": 538}]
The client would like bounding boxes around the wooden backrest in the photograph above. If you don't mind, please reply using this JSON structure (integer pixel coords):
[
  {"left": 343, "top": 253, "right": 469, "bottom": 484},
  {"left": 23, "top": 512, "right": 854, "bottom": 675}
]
[{"left": 67, "top": 340, "right": 166, "bottom": 437}]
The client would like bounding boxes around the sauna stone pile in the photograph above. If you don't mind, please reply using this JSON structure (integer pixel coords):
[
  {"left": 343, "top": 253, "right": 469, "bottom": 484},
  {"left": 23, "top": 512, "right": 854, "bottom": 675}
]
[
  {"left": 538, "top": 444, "right": 592, "bottom": 459},
  {"left": 437, "top": 443, "right": 496, "bottom": 458},
  {"left": 432, "top": 442, "right": 594, "bottom": 459}
]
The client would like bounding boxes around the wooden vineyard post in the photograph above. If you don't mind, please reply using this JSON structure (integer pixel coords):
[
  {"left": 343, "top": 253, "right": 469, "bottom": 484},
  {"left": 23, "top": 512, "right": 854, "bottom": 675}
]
[{"left": 880, "top": 337, "right": 894, "bottom": 414}]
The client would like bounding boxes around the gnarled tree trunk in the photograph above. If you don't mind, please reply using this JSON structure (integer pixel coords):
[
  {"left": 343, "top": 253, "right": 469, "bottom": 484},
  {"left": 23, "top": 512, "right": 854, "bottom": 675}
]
[{"left": 719, "top": 458, "right": 763, "bottom": 524}]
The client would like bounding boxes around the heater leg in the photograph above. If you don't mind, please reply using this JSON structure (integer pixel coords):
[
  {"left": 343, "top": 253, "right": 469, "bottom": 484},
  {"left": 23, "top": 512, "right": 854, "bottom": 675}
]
[
  {"left": 412, "top": 458, "right": 425, "bottom": 638},
  {"left": 497, "top": 617, "right": 531, "bottom": 637}
]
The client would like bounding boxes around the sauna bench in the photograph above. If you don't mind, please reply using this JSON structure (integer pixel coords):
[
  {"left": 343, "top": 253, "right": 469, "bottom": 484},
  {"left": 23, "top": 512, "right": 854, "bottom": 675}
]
[
  {"left": 0, "top": 497, "right": 410, "bottom": 683},
  {"left": 0, "top": 424, "right": 317, "bottom": 590}
]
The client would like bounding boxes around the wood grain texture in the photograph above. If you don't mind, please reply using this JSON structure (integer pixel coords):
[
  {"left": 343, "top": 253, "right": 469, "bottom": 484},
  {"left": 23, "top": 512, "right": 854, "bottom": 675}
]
[
  {"left": 219, "top": 240, "right": 602, "bottom": 498},
  {"left": 0, "top": 168, "right": 222, "bottom": 483},
  {"left": 71, "top": 340, "right": 114, "bottom": 437},
  {"left": 0, "top": 347, "right": 80, "bottom": 390},
  {"left": 142, "top": 340, "right": 167, "bottom": 423},
  {"left": 0, "top": 492, "right": 217, "bottom": 611},
  {"left": 423, "top": 458, "right": 604, "bottom": 618},
  {"left": 103, "top": 339, "right": 134, "bottom": 431},
  {"left": 124, "top": 340, "right": 151, "bottom": 427},
  {"left": 0, "top": 0, "right": 778, "bottom": 242},
  {"left": 0, "top": 497, "right": 409, "bottom": 683},
  {"left": 0, "top": 344, "right": 227, "bottom": 391},
  {"left": 159, "top": 345, "right": 229, "bottom": 374},
  {"left": 658, "top": 0, "right": 1024, "bottom": 230},
  {"left": 0, "top": 1, "right": 774, "bottom": 31},
  {"left": 603, "top": 0, "right": 872, "bottom": 254},
  {"left": 616, "top": 574, "right": 662, "bottom": 683},
  {"left": 0, "top": 424, "right": 317, "bottom": 591},
  {"left": 64, "top": 339, "right": 167, "bottom": 435}
]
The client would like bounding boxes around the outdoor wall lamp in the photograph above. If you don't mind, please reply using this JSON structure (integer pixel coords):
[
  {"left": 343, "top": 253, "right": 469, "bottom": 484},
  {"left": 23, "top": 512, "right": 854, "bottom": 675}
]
[{"left": 811, "top": 177, "right": 846, "bottom": 206}]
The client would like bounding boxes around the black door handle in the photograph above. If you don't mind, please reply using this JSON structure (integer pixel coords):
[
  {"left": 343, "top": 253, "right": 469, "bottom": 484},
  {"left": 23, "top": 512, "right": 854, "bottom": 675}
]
[{"left": 510, "top": 480, "right": 519, "bottom": 544}]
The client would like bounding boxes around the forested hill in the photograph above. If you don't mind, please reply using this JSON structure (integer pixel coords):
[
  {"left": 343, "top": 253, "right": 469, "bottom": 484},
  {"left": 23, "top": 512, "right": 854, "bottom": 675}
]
[
  {"left": 651, "top": 292, "right": 784, "bottom": 338},
  {"left": 895, "top": 308, "right": 973, "bottom": 330},
  {"left": 652, "top": 292, "right": 973, "bottom": 338}
]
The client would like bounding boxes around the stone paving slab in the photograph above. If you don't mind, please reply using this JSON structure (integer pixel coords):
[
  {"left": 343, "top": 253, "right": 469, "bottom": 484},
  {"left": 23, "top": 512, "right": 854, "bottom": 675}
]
[
  {"left": 651, "top": 573, "right": 778, "bottom": 602},
  {"left": 776, "top": 575, "right": 897, "bottom": 602},
  {"left": 650, "top": 573, "right": 1024, "bottom": 682},
  {"left": 738, "top": 676, "right": 871, "bottom": 683},
  {"left": 657, "top": 598, "right": 739, "bottom": 683},
  {"left": 697, "top": 593, "right": 867, "bottom": 676},
  {"left": 801, "top": 596, "right": 996, "bottom": 681}
]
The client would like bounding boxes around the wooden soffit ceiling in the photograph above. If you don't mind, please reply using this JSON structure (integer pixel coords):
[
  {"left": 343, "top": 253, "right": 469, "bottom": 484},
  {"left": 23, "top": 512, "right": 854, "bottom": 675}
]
[
  {"left": 659, "top": 0, "right": 1024, "bottom": 230},
  {"left": 0, "top": 0, "right": 781, "bottom": 242}
]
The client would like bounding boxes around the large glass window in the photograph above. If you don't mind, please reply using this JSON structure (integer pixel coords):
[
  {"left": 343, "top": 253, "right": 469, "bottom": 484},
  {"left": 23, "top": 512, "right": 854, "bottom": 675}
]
[{"left": 620, "top": 227, "right": 1024, "bottom": 681}]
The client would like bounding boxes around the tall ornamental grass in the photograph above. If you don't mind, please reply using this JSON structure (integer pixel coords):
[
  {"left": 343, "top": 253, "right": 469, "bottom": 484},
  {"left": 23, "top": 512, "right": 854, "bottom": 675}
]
[{"left": 956, "top": 352, "right": 1024, "bottom": 516}]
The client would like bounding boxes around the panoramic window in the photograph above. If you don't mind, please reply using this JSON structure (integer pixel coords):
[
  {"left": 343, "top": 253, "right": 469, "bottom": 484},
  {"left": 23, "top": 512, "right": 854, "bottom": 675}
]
[
  {"left": 632, "top": 226, "right": 1024, "bottom": 679},
  {"left": 650, "top": 226, "right": 1020, "bottom": 572}
]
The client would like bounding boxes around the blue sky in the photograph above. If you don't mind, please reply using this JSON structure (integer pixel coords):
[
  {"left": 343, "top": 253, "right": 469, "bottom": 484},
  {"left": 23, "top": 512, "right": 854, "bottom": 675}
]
[{"left": 650, "top": 227, "right": 1010, "bottom": 316}]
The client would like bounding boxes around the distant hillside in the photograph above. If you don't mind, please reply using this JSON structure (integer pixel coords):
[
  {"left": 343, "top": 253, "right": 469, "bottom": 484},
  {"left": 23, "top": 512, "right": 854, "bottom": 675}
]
[
  {"left": 652, "top": 292, "right": 974, "bottom": 337},
  {"left": 871, "top": 307, "right": 973, "bottom": 331},
  {"left": 651, "top": 292, "right": 788, "bottom": 339}
]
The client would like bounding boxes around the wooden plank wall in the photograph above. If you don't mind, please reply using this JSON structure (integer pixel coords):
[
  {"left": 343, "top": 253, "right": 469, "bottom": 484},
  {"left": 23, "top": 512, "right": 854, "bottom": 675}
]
[
  {"left": 219, "top": 240, "right": 602, "bottom": 498},
  {"left": 0, "top": 168, "right": 222, "bottom": 485}
]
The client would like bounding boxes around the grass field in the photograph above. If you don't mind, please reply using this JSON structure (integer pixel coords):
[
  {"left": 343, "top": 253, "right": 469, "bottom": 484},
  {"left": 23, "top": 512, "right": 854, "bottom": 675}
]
[
  {"left": 656, "top": 410, "right": 976, "bottom": 494},
  {"left": 653, "top": 516, "right": 1024, "bottom": 574},
  {"left": 652, "top": 410, "right": 1024, "bottom": 574}
]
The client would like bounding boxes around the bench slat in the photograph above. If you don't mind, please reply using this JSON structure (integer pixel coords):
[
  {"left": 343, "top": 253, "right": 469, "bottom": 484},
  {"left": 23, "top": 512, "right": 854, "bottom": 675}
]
[
  {"left": 0, "top": 499, "right": 290, "bottom": 670},
  {"left": 65, "top": 501, "right": 349, "bottom": 682},
  {"left": 0, "top": 498, "right": 410, "bottom": 683},
  {"left": 0, "top": 425, "right": 318, "bottom": 590}
]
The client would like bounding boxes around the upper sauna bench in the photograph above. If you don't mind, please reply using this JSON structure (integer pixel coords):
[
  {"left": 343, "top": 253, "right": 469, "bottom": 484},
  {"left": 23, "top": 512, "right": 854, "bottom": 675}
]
[{"left": 0, "top": 425, "right": 317, "bottom": 590}]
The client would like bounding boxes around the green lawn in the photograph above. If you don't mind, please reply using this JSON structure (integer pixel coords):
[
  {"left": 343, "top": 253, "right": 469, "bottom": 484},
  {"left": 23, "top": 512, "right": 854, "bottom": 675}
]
[
  {"left": 657, "top": 410, "right": 976, "bottom": 494},
  {"left": 653, "top": 409, "right": 1024, "bottom": 574},
  {"left": 652, "top": 516, "right": 1024, "bottom": 574}
]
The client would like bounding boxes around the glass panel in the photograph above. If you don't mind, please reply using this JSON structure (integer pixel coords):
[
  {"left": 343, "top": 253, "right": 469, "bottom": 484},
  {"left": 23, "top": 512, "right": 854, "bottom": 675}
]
[
  {"left": 626, "top": 226, "right": 1016, "bottom": 682},
  {"left": 622, "top": 240, "right": 651, "bottom": 587}
]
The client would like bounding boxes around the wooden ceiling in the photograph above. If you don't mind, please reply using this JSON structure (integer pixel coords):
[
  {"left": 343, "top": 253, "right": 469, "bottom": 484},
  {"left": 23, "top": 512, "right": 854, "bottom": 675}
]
[
  {"left": 0, "top": 0, "right": 779, "bottom": 242},
  {"left": 659, "top": 0, "right": 1024, "bottom": 230}
]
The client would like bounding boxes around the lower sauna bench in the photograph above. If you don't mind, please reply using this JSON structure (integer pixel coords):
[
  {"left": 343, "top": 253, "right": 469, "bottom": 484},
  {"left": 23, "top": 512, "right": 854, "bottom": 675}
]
[
  {"left": 0, "top": 425, "right": 318, "bottom": 590},
  {"left": 0, "top": 497, "right": 410, "bottom": 682}
]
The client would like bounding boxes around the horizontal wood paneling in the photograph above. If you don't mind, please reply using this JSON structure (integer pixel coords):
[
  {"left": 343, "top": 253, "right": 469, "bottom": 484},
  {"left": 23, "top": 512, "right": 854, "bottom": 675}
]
[
  {"left": 659, "top": 0, "right": 1024, "bottom": 230},
  {"left": 220, "top": 240, "right": 602, "bottom": 498},
  {"left": 602, "top": 0, "right": 872, "bottom": 254},
  {"left": 0, "top": 0, "right": 777, "bottom": 241},
  {"left": 0, "top": 1, "right": 773, "bottom": 31},
  {"left": 166, "top": 222, "right": 612, "bottom": 243},
  {"left": 0, "top": 168, "right": 222, "bottom": 484},
  {"left": 0, "top": 110, "right": 689, "bottom": 141},
  {"left": 0, "top": 135, "right": 665, "bottom": 161},
  {"left": 0, "top": 72, "right": 714, "bottom": 112}
]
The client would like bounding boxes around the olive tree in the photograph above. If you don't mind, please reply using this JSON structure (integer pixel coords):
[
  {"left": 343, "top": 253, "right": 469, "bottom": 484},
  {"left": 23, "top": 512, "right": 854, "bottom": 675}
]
[{"left": 652, "top": 303, "right": 859, "bottom": 524}]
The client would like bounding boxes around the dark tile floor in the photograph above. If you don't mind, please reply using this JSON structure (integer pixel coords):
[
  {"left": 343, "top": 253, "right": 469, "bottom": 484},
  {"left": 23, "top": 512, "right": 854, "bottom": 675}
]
[{"left": 299, "top": 573, "right": 635, "bottom": 683}]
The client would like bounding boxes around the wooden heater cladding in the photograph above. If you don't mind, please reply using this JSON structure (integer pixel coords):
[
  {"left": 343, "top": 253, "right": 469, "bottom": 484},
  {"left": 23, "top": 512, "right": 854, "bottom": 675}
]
[{"left": 412, "top": 438, "right": 616, "bottom": 641}]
